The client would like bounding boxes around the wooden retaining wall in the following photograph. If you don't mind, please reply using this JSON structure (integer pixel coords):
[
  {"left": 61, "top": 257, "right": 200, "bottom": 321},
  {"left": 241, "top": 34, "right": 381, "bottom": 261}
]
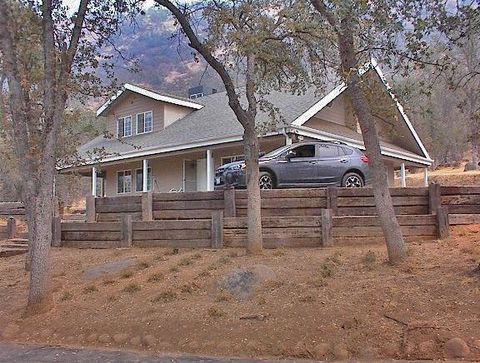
[
  {"left": 441, "top": 186, "right": 480, "bottom": 225},
  {"left": 0, "top": 202, "right": 25, "bottom": 217}
]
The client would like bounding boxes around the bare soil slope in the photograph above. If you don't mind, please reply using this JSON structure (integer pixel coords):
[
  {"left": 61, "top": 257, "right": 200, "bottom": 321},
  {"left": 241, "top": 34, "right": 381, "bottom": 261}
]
[{"left": 0, "top": 226, "right": 479, "bottom": 361}]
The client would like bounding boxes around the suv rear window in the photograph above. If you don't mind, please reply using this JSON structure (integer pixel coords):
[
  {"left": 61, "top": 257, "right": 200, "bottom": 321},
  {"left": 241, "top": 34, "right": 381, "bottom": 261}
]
[
  {"left": 318, "top": 144, "right": 341, "bottom": 158},
  {"left": 341, "top": 146, "right": 354, "bottom": 155}
]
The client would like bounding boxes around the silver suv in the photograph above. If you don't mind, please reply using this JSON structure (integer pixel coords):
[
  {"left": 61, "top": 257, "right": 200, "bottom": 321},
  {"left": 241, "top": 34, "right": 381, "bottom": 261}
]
[{"left": 214, "top": 141, "right": 369, "bottom": 189}]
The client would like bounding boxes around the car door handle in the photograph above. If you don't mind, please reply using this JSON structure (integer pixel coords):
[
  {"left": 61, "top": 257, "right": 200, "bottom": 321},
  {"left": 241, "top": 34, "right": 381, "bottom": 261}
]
[{"left": 339, "top": 159, "right": 348, "bottom": 163}]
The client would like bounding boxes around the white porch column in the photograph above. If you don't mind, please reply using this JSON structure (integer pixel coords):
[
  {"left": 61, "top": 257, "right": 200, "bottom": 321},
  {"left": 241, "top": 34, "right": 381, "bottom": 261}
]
[
  {"left": 423, "top": 167, "right": 429, "bottom": 187},
  {"left": 400, "top": 163, "right": 406, "bottom": 188},
  {"left": 206, "top": 149, "right": 214, "bottom": 191},
  {"left": 91, "top": 166, "right": 97, "bottom": 197},
  {"left": 143, "top": 159, "right": 149, "bottom": 192}
]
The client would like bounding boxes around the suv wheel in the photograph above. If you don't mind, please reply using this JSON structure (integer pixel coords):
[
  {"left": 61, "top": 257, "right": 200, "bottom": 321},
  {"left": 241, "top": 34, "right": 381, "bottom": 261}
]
[
  {"left": 259, "top": 172, "right": 274, "bottom": 190},
  {"left": 342, "top": 172, "right": 364, "bottom": 188}
]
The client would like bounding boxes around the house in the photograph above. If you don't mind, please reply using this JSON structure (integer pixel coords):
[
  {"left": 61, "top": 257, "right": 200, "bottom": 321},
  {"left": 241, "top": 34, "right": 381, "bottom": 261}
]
[{"left": 66, "top": 62, "right": 432, "bottom": 196}]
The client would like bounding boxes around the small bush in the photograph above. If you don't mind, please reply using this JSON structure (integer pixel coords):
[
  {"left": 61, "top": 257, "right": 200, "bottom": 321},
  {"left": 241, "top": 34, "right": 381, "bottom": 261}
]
[
  {"left": 147, "top": 273, "right": 164, "bottom": 283},
  {"left": 272, "top": 249, "right": 286, "bottom": 257},
  {"left": 83, "top": 285, "right": 98, "bottom": 294},
  {"left": 197, "top": 270, "right": 211, "bottom": 278},
  {"left": 137, "top": 261, "right": 151, "bottom": 270},
  {"left": 257, "top": 297, "right": 267, "bottom": 305},
  {"left": 121, "top": 270, "right": 134, "bottom": 279},
  {"left": 299, "top": 295, "right": 315, "bottom": 303},
  {"left": 321, "top": 262, "right": 335, "bottom": 278},
  {"left": 169, "top": 266, "right": 179, "bottom": 273},
  {"left": 215, "top": 290, "right": 232, "bottom": 302},
  {"left": 123, "top": 283, "right": 141, "bottom": 294},
  {"left": 180, "top": 283, "right": 199, "bottom": 294},
  {"left": 207, "top": 306, "right": 225, "bottom": 318},
  {"left": 103, "top": 279, "right": 116, "bottom": 286},
  {"left": 217, "top": 256, "right": 232, "bottom": 265},
  {"left": 192, "top": 252, "right": 202, "bottom": 260},
  {"left": 363, "top": 250, "right": 377, "bottom": 269},
  {"left": 165, "top": 248, "right": 179, "bottom": 256},
  {"left": 178, "top": 257, "right": 193, "bottom": 266},
  {"left": 152, "top": 290, "right": 177, "bottom": 303},
  {"left": 61, "top": 291, "right": 73, "bottom": 301}
]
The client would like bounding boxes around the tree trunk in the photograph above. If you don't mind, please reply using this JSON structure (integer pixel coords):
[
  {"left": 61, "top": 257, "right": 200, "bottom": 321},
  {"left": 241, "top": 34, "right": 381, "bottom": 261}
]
[
  {"left": 243, "top": 127, "right": 263, "bottom": 254},
  {"left": 338, "top": 21, "right": 407, "bottom": 264},
  {"left": 26, "top": 184, "right": 54, "bottom": 314},
  {"left": 471, "top": 136, "right": 479, "bottom": 170}
]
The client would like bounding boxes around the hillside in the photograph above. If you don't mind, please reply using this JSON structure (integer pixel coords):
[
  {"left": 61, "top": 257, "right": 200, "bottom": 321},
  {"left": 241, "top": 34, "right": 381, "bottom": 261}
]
[{"left": 106, "top": 7, "right": 222, "bottom": 97}]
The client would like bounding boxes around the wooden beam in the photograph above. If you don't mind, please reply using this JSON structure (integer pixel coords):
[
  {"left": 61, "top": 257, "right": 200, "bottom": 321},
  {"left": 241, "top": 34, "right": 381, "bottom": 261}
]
[
  {"left": 211, "top": 210, "right": 223, "bottom": 248},
  {"left": 6, "top": 217, "right": 16, "bottom": 239},
  {"left": 326, "top": 187, "right": 338, "bottom": 215},
  {"left": 400, "top": 163, "right": 406, "bottom": 187},
  {"left": 428, "top": 182, "right": 441, "bottom": 215},
  {"left": 436, "top": 206, "right": 449, "bottom": 239},
  {"left": 86, "top": 195, "right": 96, "bottom": 223},
  {"left": 224, "top": 187, "right": 236, "bottom": 217},
  {"left": 321, "top": 209, "right": 333, "bottom": 247},
  {"left": 121, "top": 214, "right": 133, "bottom": 247},
  {"left": 142, "top": 191, "right": 153, "bottom": 221}
]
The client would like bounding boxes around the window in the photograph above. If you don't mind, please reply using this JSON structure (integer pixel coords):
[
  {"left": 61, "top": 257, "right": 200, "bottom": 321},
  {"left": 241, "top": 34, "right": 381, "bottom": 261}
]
[
  {"left": 190, "top": 93, "right": 204, "bottom": 99},
  {"left": 289, "top": 145, "right": 316, "bottom": 158},
  {"left": 136, "top": 111, "right": 153, "bottom": 134},
  {"left": 117, "top": 170, "right": 132, "bottom": 194},
  {"left": 135, "top": 167, "right": 152, "bottom": 192},
  {"left": 221, "top": 155, "right": 245, "bottom": 165},
  {"left": 318, "top": 144, "right": 341, "bottom": 158},
  {"left": 117, "top": 116, "right": 132, "bottom": 138}
]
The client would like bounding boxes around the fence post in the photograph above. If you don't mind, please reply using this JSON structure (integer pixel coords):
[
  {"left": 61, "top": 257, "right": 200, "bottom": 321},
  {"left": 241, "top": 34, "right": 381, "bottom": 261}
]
[
  {"left": 326, "top": 187, "right": 338, "bottom": 215},
  {"left": 224, "top": 187, "right": 236, "bottom": 218},
  {"left": 428, "top": 182, "right": 441, "bottom": 215},
  {"left": 52, "top": 216, "right": 62, "bottom": 247},
  {"left": 86, "top": 195, "right": 96, "bottom": 223},
  {"left": 321, "top": 209, "right": 333, "bottom": 247},
  {"left": 211, "top": 210, "right": 224, "bottom": 248},
  {"left": 142, "top": 191, "right": 153, "bottom": 221},
  {"left": 436, "top": 206, "right": 449, "bottom": 239},
  {"left": 7, "top": 217, "right": 16, "bottom": 239},
  {"left": 121, "top": 214, "right": 133, "bottom": 247}
]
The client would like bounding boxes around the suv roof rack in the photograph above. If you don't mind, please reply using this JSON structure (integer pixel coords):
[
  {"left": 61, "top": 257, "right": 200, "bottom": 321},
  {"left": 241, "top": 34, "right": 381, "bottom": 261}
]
[{"left": 316, "top": 139, "right": 347, "bottom": 146}]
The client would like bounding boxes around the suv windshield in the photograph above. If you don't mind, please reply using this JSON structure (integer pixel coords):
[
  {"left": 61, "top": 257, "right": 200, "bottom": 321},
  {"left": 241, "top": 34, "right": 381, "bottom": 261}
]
[{"left": 262, "top": 145, "right": 292, "bottom": 159}]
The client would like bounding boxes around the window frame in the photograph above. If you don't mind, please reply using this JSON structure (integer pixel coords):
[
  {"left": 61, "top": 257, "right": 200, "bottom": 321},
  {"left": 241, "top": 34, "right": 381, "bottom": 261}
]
[
  {"left": 317, "top": 144, "right": 342, "bottom": 158},
  {"left": 136, "top": 110, "right": 153, "bottom": 135},
  {"left": 117, "top": 115, "right": 133, "bottom": 138},
  {"left": 221, "top": 154, "right": 245, "bottom": 165},
  {"left": 117, "top": 170, "right": 132, "bottom": 194},
  {"left": 135, "top": 167, "right": 152, "bottom": 192}
]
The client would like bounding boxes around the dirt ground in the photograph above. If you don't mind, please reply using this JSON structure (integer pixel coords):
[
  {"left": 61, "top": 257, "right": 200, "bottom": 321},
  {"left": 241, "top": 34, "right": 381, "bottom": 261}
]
[
  {"left": 0, "top": 226, "right": 479, "bottom": 361},
  {"left": 395, "top": 164, "right": 480, "bottom": 187}
]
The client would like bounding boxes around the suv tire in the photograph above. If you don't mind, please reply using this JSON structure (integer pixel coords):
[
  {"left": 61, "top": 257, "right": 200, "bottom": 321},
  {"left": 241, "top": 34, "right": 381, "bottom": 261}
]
[
  {"left": 342, "top": 172, "right": 364, "bottom": 188},
  {"left": 259, "top": 171, "right": 274, "bottom": 190}
]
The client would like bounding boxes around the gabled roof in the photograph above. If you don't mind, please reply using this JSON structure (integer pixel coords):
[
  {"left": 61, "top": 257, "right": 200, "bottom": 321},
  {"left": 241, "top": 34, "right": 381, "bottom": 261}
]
[
  {"left": 96, "top": 83, "right": 204, "bottom": 117},
  {"left": 292, "top": 59, "right": 431, "bottom": 161}
]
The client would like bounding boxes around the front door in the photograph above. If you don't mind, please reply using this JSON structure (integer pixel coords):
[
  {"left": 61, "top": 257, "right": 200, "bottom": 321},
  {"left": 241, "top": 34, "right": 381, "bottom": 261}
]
[
  {"left": 279, "top": 144, "right": 319, "bottom": 185},
  {"left": 183, "top": 160, "right": 197, "bottom": 192}
]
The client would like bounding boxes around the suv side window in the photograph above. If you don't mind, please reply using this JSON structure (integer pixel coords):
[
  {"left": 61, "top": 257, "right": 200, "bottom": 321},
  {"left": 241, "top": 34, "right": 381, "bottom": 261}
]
[
  {"left": 318, "top": 144, "right": 341, "bottom": 158},
  {"left": 289, "top": 144, "right": 316, "bottom": 158}
]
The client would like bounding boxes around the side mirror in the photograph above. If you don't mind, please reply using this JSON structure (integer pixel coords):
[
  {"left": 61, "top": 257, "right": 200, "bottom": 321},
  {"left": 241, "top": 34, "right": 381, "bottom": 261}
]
[{"left": 285, "top": 150, "right": 295, "bottom": 161}]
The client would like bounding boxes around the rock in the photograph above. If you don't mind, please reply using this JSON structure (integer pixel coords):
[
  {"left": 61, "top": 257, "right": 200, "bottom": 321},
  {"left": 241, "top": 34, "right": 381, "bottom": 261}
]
[
  {"left": 418, "top": 340, "right": 436, "bottom": 358},
  {"left": 130, "top": 335, "right": 142, "bottom": 346},
  {"left": 332, "top": 344, "right": 349, "bottom": 360},
  {"left": 445, "top": 337, "right": 470, "bottom": 358},
  {"left": 464, "top": 161, "right": 477, "bottom": 172},
  {"left": 113, "top": 333, "right": 129, "bottom": 344},
  {"left": 142, "top": 335, "right": 156, "bottom": 347},
  {"left": 86, "top": 333, "right": 98, "bottom": 343},
  {"left": 313, "top": 342, "right": 330, "bottom": 358},
  {"left": 382, "top": 343, "right": 399, "bottom": 357},
  {"left": 98, "top": 334, "right": 111, "bottom": 344},
  {"left": 218, "top": 264, "right": 276, "bottom": 299},
  {"left": 1, "top": 324, "right": 20, "bottom": 338},
  {"left": 473, "top": 339, "right": 480, "bottom": 349}
]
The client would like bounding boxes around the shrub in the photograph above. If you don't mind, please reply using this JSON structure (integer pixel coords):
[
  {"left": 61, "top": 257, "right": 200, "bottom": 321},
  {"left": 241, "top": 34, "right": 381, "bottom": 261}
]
[
  {"left": 169, "top": 266, "right": 179, "bottom": 273},
  {"left": 147, "top": 273, "right": 164, "bottom": 283},
  {"left": 121, "top": 270, "right": 134, "bottom": 279},
  {"left": 178, "top": 257, "right": 193, "bottom": 266},
  {"left": 207, "top": 306, "right": 225, "bottom": 318},
  {"left": 363, "top": 250, "right": 377, "bottom": 269},
  {"left": 137, "top": 261, "right": 151, "bottom": 270},
  {"left": 103, "top": 279, "right": 116, "bottom": 286},
  {"left": 180, "top": 283, "right": 199, "bottom": 294},
  {"left": 152, "top": 290, "right": 177, "bottom": 303},
  {"left": 83, "top": 285, "right": 98, "bottom": 294},
  {"left": 215, "top": 290, "right": 232, "bottom": 302},
  {"left": 61, "top": 291, "right": 73, "bottom": 301},
  {"left": 123, "top": 283, "right": 141, "bottom": 294}
]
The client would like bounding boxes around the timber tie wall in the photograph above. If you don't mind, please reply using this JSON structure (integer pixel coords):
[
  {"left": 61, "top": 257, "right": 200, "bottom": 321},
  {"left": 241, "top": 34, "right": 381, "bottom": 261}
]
[{"left": 59, "top": 184, "right": 451, "bottom": 249}]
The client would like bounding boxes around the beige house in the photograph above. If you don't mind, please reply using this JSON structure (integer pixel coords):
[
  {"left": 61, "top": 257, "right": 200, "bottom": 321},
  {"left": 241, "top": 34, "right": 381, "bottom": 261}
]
[{"left": 67, "top": 62, "right": 432, "bottom": 196}]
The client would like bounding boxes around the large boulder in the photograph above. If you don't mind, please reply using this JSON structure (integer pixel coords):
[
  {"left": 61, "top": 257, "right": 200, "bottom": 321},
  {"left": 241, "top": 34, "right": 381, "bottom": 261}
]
[
  {"left": 444, "top": 337, "right": 470, "bottom": 358},
  {"left": 218, "top": 264, "right": 276, "bottom": 299}
]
